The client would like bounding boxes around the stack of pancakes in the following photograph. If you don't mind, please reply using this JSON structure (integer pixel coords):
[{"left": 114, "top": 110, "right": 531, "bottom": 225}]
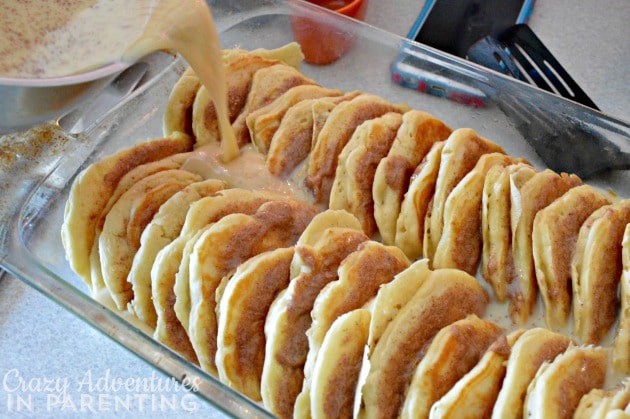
[{"left": 62, "top": 44, "right": 630, "bottom": 418}]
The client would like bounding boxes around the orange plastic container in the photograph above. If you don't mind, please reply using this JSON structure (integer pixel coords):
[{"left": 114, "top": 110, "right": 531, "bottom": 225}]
[{"left": 290, "top": 0, "right": 368, "bottom": 65}]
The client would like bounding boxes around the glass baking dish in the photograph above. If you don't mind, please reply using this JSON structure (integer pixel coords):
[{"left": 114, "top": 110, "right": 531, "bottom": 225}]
[{"left": 1, "top": 0, "right": 629, "bottom": 417}]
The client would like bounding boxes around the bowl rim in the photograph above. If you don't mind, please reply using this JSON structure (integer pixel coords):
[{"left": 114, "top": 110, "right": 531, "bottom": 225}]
[{"left": 0, "top": 61, "right": 129, "bottom": 87}]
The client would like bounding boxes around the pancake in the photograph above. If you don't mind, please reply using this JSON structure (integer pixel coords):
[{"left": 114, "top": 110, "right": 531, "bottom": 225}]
[
  {"left": 151, "top": 232, "right": 202, "bottom": 364},
  {"left": 247, "top": 84, "right": 343, "bottom": 153},
  {"left": 394, "top": 141, "right": 445, "bottom": 260},
  {"left": 572, "top": 199, "right": 630, "bottom": 343},
  {"left": 509, "top": 169, "right": 582, "bottom": 324},
  {"left": 294, "top": 209, "right": 364, "bottom": 248},
  {"left": 261, "top": 225, "right": 368, "bottom": 419},
  {"left": 613, "top": 224, "right": 630, "bottom": 374},
  {"left": 188, "top": 44, "right": 306, "bottom": 146},
  {"left": 433, "top": 153, "right": 522, "bottom": 275},
  {"left": 523, "top": 345, "right": 608, "bottom": 419},
  {"left": 127, "top": 179, "right": 226, "bottom": 327},
  {"left": 430, "top": 329, "right": 526, "bottom": 419},
  {"left": 191, "top": 54, "right": 282, "bottom": 146},
  {"left": 400, "top": 315, "right": 503, "bottom": 419},
  {"left": 170, "top": 189, "right": 277, "bottom": 332},
  {"left": 163, "top": 67, "right": 201, "bottom": 138},
  {"left": 360, "top": 268, "right": 489, "bottom": 419},
  {"left": 481, "top": 163, "right": 537, "bottom": 301},
  {"left": 266, "top": 92, "right": 361, "bottom": 177},
  {"left": 423, "top": 128, "right": 505, "bottom": 263},
  {"left": 310, "top": 308, "right": 371, "bottom": 419},
  {"left": 296, "top": 241, "right": 410, "bottom": 415},
  {"left": 188, "top": 200, "right": 317, "bottom": 374},
  {"left": 368, "top": 258, "right": 432, "bottom": 351},
  {"left": 492, "top": 327, "right": 572, "bottom": 418},
  {"left": 373, "top": 110, "right": 452, "bottom": 245},
  {"left": 574, "top": 381, "right": 630, "bottom": 419},
  {"left": 61, "top": 134, "right": 194, "bottom": 289},
  {"left": 329, "top": 112, "right": 404, "bottom": 236},
  {"left": 305, "top": 93, "right": 410, "bottom": 203},
  {"left": 231, "top": 63, "right": 317, "bottom": 148},
  {"left": 152, "top": 189, "right": 275, "bottom": 359},
  {"left": 532, "top": 184, "right": 612, "bottom": 330},
  {"left": 215, "top": 247, "right": 295, "bottom": 401},
  {"left": 98, "top": 169, "right": 202, "bottom": 309}
]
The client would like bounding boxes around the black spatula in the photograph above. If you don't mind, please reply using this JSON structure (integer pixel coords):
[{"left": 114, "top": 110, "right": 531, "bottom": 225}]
[{"left": 467, "top": 23, "right": 598, "bottom": 109}]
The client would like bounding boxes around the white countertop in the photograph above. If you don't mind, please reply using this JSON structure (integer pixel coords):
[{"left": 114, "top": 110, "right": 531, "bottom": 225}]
[{"left": 1, "top": 0, "right": 628, "bottom": 417}]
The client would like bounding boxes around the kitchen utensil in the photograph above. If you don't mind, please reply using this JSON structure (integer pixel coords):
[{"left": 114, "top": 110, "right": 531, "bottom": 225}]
[
  {"left": 58, "top": 62, "right": 148, "bottom": 134},
  {"left": 467, "top": 23, "right": 599, "bottom": 109},
  {"left": 0, "top": 62, "right": 129, "bottom": 135}
]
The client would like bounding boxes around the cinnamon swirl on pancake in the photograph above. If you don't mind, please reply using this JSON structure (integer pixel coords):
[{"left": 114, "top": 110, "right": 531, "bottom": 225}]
[
  {"left": 62, "top": 134, "right": 194, "bottom": 289},
  {"left": 572, "top": 199, "right": 630, "bottom": 343},
  {"left": 188, "top": 200, "right": 316, "bottom": 374},
  {"left": 523, "top": 345, "right": 608, "bottom": 419},
  {"left": 247, "top": 84, "right": 343, "bottom": 153},
  {"left": 433, "top": 153, "right": 524, "bottom": 275},
  {"left": 400, "top": 315, "right": 503, "bottom": 419},
  {"left": 509, "top": 169, "right": 582, "bottom": 324},
  {"left": 215, "top": 247, "right": 295, "bottom": 401},
  {"left": 423, "top": 128, "right": 504, "bottom": 262},
  {"left": 373, "top": 110, "right": 452, "bottom": 245},
  {"left": 305, "top": 93, "right": 410, "bottom": 203},
  {"left": 329, "top": 112, "right": 403, "bottom": 236},
  {"left": 360, "top": 268, "right": 489, "bottom": 419},
  {"left": 532, "top": 184, "right": 612, "bottom": 330},
  {"left": 481, "top": 163, "right": 536, "bottom": 301},
  {"left": 99, "top": 169, "right": 202, "bottom": 309},
  {"left": 394, "top": 141, "right": 445, "bottom": 260},
  {"left": 127, "top": 178, "right": 226, "bottom": 327}
]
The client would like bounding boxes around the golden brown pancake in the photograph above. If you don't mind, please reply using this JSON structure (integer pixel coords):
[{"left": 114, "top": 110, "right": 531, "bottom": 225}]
[
  {"left": 423, "top": 128, "right": 505, "bottom": 263},
  {"left": 532, "top": 184, "right": 612, "bottom": 330},
  {"left": 163, "top": 67, "right": 201, "bottom": 138},
  {"left": 188, "top": 200, "right": 317, "bottom": 374},
  {"left": 265, "top": 92, "right": 361, "bottom": 177},
  {"left": 127, "top": 179, "right": 226, "bottom": 327},
  {"left": 360, "top": 268, "right": 489, "bottom": 419},
  {"left": 305, "top": 93, "right": 410, "bottom": 203},
  {"left": 509, "top": 169, "right": 582, "bottom": 324},
  {"left": 247, "top": 84, "right": 343, "bottom": 153},
  {"left": 492, "top": 327, "right": 572, "bottom": 418},
  {"left": 310, "top": 308, "right": 371, "bottom": 419},
  {"left": 215, "top": 247, "right": 295, "bottom": 401},
  {"left": 433, "top": 153, "right": 523, "bottom": 275},
  {"left": 373, "top": 110, "right": 452, "bottom": 245},
  {"left": 62, "top": 134, "right": 194, "bottom": 289},
  {"left": 329, "top": 112, "right": 403, "bottom": 236},
  {"left": 368, "top": 258, "right": 432, "bottom": 351},
  {"left": 151, "top": 232, "right": 202, "bottom": 364},
  {"left": 523, "top": 345, "right": 608, "bottom": 419},
  {"left": 152, "top": 189, "right": 276, "bottom": 361},
  {"left": 98, "top": 169, "right": 202, "bottom": 309},
  {"left": 400, "top": 315, "right": 503, "bottom": 419},
  {"left": 191, "top": 54, "right": 281, "bottom": 146},
  {"left": 188, "top": 44, "right": 306, "bottom": 146},
  {"left": 231, "top": 63, "right": 317, "bottom": 148},
  {"left": 574, "top": 381, "right": 630, "bottom": 419},
  {"left": 481, "top": 163, "right": 537, "bottom": 301},
  {"left": 613, "top": 223, "right": 630, "bottom": 374},
  {"left": 296, "top": 241, "right": 410, "bottom": 414},
  {"left": 169, "top": 189, "right": 277, "bottom": 332},
  {"left": 430, "top": 329, "right": 526, "bottom": 419},
  {"left": 572, "top": 199, "right": 630, "bottom": 344},
  {"left": 394, "top": 141, "right": 445, "bottom": 260},
  {"left": 261, "top": 221, "right": 368, "bottom": 419}
]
